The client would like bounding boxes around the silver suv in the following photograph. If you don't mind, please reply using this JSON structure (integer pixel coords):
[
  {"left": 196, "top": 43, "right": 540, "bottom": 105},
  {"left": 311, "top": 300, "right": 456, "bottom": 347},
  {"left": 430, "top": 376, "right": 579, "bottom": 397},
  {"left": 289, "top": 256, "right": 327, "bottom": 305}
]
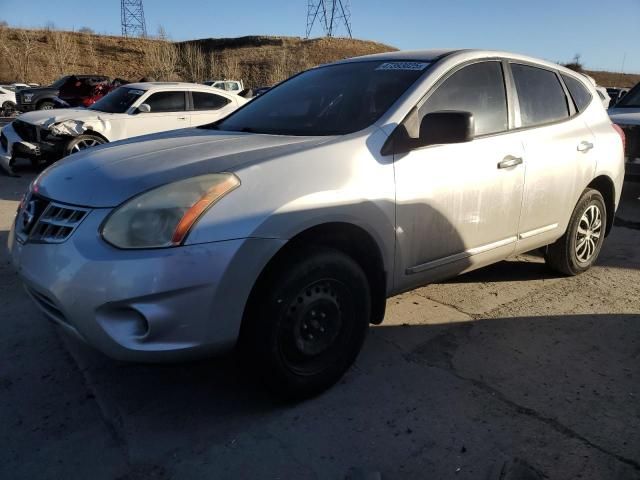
[{"left": 8, "top": 50, "right": 625, "bottom": 398}]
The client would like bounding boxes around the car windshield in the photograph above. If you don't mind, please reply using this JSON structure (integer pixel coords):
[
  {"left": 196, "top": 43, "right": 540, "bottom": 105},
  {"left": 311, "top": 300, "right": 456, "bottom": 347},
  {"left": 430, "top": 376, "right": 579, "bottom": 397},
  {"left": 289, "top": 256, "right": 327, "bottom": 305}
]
[
  {"left": 615, "top": 83, "right": 640, "bottom": 108},
  {"left": 88, "top": 87, "right": 146, "bottom": 113},
  {"left": 215, "top": 60, "right": 431, "bottom": 136},
  {"left": 49, "top": 76, "right": 71, "bottom": 89}
]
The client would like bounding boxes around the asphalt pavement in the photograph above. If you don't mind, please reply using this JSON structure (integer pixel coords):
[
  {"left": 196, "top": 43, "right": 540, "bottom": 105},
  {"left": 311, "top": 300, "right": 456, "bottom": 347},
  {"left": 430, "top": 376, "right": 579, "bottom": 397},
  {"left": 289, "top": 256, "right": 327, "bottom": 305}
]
[{"left": 1, "top": 170, "right": 639, "bottom": 480}]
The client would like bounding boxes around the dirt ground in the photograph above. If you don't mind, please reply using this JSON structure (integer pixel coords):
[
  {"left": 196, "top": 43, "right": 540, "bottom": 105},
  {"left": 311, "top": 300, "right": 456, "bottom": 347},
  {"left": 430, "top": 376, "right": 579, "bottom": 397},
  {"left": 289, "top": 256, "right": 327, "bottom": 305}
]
[{"left": 1, "top": 165, "right": 639, "bottom": 480}]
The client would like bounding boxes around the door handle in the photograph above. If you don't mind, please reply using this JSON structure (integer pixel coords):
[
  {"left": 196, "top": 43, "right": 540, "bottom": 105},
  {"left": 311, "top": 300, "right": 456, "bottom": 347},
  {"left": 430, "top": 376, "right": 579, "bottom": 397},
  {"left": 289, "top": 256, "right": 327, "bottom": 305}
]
[
  {"left": 497, "top": 156, "right": 523, "bottom": 169},
  {"left": 177, "top": 116, "right": 187, "bottom": 120},
  {"left": 577, "top": 141, "right": 594, "bottom": 153}
]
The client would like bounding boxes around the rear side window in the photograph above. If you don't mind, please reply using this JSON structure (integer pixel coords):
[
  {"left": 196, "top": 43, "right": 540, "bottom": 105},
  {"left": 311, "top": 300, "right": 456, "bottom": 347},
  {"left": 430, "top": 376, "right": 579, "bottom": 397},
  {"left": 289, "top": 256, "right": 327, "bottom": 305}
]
[
  {"left": 419, "top": 61, "right": 508, "bottom": 136},
  {"left": 562, "top": 74, "right": 592, "bottom": 113},
  {"left": 145, "top": 91, "right": 186, "bottom": 112},
  {"left": 511, "top": 64, "right": 569, "bottom": 127},
  {"left": 192, "top": 91, "right": 231, "bottom": 110}
]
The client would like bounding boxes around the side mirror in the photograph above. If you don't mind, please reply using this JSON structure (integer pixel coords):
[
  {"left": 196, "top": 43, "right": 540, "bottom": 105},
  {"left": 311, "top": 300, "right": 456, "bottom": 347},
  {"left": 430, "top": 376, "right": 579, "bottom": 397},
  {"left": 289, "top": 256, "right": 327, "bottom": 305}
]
[
  {"left": 137, "top": 103, "right": 151, "bottom": 113},
  {"left": 418, "top": 111, "right": 474, "bottom": 148}
]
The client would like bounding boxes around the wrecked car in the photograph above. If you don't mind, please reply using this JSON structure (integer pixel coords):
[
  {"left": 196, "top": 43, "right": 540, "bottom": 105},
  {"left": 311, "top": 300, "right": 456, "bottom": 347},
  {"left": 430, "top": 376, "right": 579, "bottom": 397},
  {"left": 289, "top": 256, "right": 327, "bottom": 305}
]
[
  {"left": 15, "top": 75, "right": 126, "bottom": 112},
  {"left": 0, "top": 82, "right": 247, "bottom": 174}
]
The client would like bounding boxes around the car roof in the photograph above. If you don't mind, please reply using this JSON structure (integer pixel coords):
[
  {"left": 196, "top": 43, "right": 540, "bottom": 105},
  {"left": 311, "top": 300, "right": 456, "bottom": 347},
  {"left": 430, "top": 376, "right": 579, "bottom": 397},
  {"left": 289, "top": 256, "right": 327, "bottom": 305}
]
[
  {"left": 330, "top": 48, "right": 589, "bottom": 82},
  {"left": 123, "top": 82, "right": 236, "bottom": 93}
]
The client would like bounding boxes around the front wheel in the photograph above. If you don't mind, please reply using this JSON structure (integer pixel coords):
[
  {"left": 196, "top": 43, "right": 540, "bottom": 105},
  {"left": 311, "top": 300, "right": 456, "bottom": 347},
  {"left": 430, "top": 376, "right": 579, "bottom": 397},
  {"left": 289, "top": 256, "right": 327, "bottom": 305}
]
[
  {"left": 240, "top": 247, "right": 371, "bottom": 400},
  {"left": 545, "top": 189, "right": 606, "bottom": 275},
  {"left": 37, "top": 100, "right": 55, "bottom": 110},
  {"left": 64, "top": 134, "right": 106, "bottom": 156}
]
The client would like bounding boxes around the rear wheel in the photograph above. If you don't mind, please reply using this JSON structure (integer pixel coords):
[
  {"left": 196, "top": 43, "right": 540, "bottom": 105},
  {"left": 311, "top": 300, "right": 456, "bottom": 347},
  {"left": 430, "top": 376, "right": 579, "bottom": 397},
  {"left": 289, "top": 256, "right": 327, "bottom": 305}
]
[
  {"left": 64, "top": 134, "right": 106, "bottom": 156},
  {"left": 37, "top": 100, "right": 55, "bottom": 110},
  {"left": 240, "top": 247, "right": 371, "bottom": 400},
  {"left": 545, "top": 189, "right": 606, "bottom": 275}
]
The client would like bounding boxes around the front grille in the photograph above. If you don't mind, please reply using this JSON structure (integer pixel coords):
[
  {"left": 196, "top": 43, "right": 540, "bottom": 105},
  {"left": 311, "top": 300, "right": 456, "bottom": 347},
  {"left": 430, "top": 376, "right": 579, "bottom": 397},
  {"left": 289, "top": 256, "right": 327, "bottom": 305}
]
[
  {"left": 620, "top": 124, "right": 640, "bottom": 159},
  {"left": 12, "top": 120, "right": 40, "bottom": 143},
  {"left": 0, "top": 131, "right": 7, "bottom": 151},
  {"left": 16, "top": 194, "right": 90, "bottom": 244}
]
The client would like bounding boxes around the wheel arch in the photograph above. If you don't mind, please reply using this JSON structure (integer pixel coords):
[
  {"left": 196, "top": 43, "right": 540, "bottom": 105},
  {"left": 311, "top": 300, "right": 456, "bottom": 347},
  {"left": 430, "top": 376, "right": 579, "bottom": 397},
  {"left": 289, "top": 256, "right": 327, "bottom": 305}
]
[
  {"left": 35, "top": 97, "right": 56, "bottom": 109},
  {"left": 244, "top": 222, "right": 388, "bottom": 327},
  {"left": 587, "top": 175, "right": 615, "bottom": 236}
]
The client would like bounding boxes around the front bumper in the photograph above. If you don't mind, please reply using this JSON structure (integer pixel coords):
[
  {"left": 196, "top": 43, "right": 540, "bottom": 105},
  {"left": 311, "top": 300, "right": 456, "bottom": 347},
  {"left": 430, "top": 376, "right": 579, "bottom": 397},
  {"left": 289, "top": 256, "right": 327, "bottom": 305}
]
[
  {"left": 8, "top": 207, "right": 285, "bottom": 362},
  {"left": 1, "top": 123, "right": 41, "bottom": 175}
]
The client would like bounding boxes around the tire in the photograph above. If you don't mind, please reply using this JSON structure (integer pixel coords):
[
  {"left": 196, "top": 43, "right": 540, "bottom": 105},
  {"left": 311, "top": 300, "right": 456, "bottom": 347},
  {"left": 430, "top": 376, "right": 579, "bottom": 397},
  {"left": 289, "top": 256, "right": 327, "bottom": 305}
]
[
  {"left": 2, "top": 101, "right": 16, "bottom": 115},
  {"left": 37, "top": 100, "right": 55, "bottom": 110},
  {"left": 545, "top": 189, "right": 607, "bottom": 276},
  {"left": 64, "top": 134, "right": 106, "bottom": 156},
  {"left": 240, "top": 247, "right": 371, "bottom": 400}
]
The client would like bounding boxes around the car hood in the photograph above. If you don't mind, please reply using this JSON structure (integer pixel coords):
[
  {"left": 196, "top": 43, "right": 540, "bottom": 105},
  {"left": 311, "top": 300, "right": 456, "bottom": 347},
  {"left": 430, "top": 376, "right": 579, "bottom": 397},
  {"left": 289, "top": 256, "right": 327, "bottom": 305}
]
[
  {"left": 18, "top": 108, "right": 116, "bottom": 127},
  {"left": 34, "top": 128, "right": 335, "bottom": 208},
  {"left": 608, "top": 108, "right": 640, "bottom": 126}
]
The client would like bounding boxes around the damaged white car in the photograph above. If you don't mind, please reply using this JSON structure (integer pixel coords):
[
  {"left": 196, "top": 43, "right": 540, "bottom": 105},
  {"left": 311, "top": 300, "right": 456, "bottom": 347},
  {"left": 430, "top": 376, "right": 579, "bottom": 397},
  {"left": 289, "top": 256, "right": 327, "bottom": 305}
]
[{"left": 0, "top": 82, "right": 247, "bottom": 174}]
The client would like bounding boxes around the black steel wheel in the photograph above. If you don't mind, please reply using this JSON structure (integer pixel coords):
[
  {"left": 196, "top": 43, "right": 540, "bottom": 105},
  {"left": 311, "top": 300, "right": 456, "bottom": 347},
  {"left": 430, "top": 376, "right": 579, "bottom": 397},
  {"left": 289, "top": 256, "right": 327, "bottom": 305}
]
[{"left": 241, "top": 247, "right": 371, "bottom": 400}]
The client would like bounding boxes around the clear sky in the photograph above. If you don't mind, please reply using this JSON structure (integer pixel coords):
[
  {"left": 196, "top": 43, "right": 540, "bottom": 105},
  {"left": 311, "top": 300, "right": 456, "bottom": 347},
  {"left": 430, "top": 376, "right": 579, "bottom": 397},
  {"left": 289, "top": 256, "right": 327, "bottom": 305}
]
[{"left": 1, "top": 0, "right": 639, "bottom": 73}]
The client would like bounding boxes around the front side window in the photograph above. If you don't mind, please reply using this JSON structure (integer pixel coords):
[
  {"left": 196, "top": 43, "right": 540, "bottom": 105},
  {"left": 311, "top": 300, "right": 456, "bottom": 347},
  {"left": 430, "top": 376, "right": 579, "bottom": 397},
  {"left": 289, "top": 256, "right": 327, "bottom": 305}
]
[
  {"left": 144, "top": 91, "right": 186, "bottom": 112},
  {"left": 615, "top": 82, "right": 640, "bottom": 108},
  {"left": 511, "top": 64, "right": 569, "bottom": 127},
  {"left": 216, "top": 61, "right": 429, "bottom": 136},
  {"left": 562, "top": 74, "right": 592, "bottom": 113},
  {"left": 419, "top": 61, "right": 508, "bottom": 136},
  {"left": 89, "top": 87, "right": 146, "bottom": 113},
  {"left": 193, "top": 92, "right": 230, "bottom": 110}
]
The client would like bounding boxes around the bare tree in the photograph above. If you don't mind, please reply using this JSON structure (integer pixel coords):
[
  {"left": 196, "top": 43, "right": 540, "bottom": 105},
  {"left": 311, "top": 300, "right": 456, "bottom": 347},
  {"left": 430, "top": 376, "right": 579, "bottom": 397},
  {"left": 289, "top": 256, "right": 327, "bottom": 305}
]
[
  {"left": 48, "top": 30, "right": 78, "bottom": 75},
  {"left": 144, "top": 40, "right": 179, "bottom": 80},
  {"left": 78, "top": 26, "right": 94, "bottom": 34},
  {"left": 0, "top": 28, "right": 41, "bottom": 81},
  {"left": 180, "top": 43, "right": 206, "bottom": 83}
]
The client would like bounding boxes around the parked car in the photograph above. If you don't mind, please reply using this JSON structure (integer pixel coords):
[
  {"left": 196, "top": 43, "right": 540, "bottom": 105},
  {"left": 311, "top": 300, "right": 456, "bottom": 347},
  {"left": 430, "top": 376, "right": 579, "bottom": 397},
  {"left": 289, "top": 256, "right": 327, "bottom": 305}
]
[
  {"left": 0, "top": 82, "right": 247, "bottom": 174},
  {"left": 15, "top": 75, "right": 127, "bottom": 112},
  {"left": 8, "top": 49, "right": 624, "bottom": 398},
  {"left": 609, "top": 81, "right": 640, "bottom": 178},
  {"left": 0, "top": 86, "right": 17, "bottom": 115},
  {"left": 204, "top": 79, "right": 244, "bottom": 93},
  {"left": 583, "top": 75, "right": 611, "bottom": 108}
]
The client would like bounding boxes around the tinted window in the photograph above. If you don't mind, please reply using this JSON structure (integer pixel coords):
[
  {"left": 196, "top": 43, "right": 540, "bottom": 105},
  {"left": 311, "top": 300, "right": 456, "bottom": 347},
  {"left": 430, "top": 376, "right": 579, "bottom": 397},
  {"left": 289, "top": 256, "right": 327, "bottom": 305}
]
[
  {"left": 511, "top": 64, "right": 569, "bottom": 126},
  {"left": 419, "top": 62, "right": 508, "bottom": 136},
  {"left": 562, "top": 74, "right": 592, "bottom": 112},
  {"left": 145, "top": 91, "right": 186, "bottom": 112},
  {"left": 217, "top": 61, "right": 429, "bottom": 136},
  {"left": 89, "top": 87, "right": 146, "bottom": 113},
  {"left": 615, "top": 82, "right": 640, "bottom": 108},
  {"left": 193, "top": 91, "right": 230, "bottom": 110}
]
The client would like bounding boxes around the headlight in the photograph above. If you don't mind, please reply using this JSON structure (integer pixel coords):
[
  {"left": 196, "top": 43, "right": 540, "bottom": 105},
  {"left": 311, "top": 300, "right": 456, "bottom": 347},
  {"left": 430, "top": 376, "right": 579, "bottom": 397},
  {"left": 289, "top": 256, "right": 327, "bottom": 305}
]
[
  {"left": 22, "top": 93, "right": 34, "bottom": 103},
  {"left": 101, "top": 173, "right": 240, "bottom": 249}
]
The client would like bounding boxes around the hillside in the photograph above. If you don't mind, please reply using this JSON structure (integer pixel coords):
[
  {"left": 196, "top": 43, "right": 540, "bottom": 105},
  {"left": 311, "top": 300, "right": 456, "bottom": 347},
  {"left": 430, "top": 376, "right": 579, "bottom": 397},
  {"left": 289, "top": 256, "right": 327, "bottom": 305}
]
[
  {"left": 0, "top": 27, "right": 395, "bottom": 87},
  {"left": 0, "top": 26, "right": 637, "bottom": 89}
]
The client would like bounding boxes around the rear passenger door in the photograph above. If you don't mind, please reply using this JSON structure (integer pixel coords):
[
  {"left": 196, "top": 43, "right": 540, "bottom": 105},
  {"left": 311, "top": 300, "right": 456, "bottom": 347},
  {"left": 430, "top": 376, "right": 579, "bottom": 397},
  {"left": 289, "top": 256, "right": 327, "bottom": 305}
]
[
  {"left": 126, "top": 90, "right": 190, "bottom": 138},
  {"left": 509, "top": 63, "right": 597, "bottom": 252},
  {"left": 189, "top": 90, "right": 238, "bottom": 127}
]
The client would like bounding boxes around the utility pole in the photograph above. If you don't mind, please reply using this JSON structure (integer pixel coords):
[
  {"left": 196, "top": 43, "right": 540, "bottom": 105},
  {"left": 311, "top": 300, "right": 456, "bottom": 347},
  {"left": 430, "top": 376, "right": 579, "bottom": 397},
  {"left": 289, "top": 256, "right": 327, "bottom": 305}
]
[
  {"left": 121, "top": 0, "right": 147, "bottom": 38},
  {"left": 306, "top": 0, "right": 352, "bottom": 39}
]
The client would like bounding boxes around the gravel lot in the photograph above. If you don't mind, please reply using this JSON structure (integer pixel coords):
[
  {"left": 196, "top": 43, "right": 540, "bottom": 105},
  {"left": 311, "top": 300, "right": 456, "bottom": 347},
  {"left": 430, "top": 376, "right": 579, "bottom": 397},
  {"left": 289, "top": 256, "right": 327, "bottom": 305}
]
[{"left": 1, "top": 165, "right": 639, "bottom": 480}]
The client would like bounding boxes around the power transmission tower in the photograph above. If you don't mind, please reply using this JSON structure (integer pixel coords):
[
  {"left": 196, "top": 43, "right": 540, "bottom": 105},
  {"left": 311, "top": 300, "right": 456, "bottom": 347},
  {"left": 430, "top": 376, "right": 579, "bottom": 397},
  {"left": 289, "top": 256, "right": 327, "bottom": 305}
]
[
  {"left": 121, "top": 0, "right": 147, "bottom": 38},
  {"left": 306, "top": 0, "right": 352, "bottom": 39}
]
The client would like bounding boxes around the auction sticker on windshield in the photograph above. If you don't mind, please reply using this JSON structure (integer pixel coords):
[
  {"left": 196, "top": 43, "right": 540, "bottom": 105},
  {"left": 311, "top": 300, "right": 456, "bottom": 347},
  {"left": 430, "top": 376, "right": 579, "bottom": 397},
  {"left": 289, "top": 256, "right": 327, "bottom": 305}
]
[{"left": 375, "top": 62, "right": 429, "bottom": 71}]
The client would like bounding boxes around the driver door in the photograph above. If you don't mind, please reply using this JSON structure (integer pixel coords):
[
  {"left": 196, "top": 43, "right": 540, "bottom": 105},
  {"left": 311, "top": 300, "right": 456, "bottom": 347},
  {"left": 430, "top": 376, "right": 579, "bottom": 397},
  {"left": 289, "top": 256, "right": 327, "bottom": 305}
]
[{"left": 394, "top": 60, "right": 525, "bottom": 292}]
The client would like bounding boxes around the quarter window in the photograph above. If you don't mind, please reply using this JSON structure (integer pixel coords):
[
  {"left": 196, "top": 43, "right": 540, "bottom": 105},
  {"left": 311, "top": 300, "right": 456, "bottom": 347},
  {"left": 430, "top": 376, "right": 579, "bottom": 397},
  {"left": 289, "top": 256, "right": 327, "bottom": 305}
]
[
  {"left": 145, "top": 91, "right": 186, "bottom": 112},
  {"left": 511, "top": 64, "right": 569, "bottom": 126},
  {"left": 419, "top": 61, "right": 508, "bottom": 136},
  {"left": 192, "top": 91, "right": 231, "bottom": 110},
  {"left": 561, "top": 74, "right": 592, "bottom": 113}
]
